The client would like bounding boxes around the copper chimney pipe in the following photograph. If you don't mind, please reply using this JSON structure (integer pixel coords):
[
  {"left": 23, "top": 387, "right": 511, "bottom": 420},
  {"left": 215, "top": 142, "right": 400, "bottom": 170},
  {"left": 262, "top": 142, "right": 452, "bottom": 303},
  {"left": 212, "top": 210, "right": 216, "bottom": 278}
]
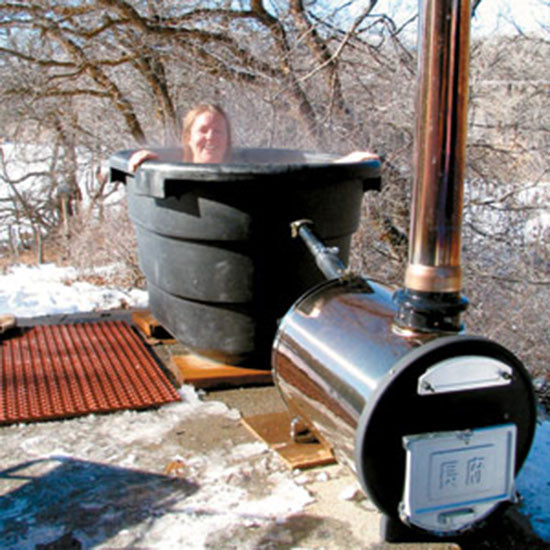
[
  {"left": 395, "top": 0, "right": 471, "bottom": 332},
  {"left": 273, "top": 0, "right": 538, "bottom": 538}
]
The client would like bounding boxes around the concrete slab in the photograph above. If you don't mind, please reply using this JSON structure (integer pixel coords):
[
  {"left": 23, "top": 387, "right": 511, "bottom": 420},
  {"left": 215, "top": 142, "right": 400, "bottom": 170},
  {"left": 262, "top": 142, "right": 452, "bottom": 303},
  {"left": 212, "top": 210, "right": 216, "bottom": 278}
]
[
  {"left": 0, "top": 310, "right": 546, "bottom": 549},
  {"left": 204, "top": 386, "right": 547, "bottom": 550}
]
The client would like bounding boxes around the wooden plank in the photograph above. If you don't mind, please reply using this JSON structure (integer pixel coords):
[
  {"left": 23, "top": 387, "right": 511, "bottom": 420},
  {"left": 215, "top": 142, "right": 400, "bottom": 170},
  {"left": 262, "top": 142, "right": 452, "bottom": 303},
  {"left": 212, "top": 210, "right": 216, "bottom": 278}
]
[
  {"left": 242, "top": 410, "right": 336, "bottom": 469},
  {"left": 0, "top": 314, "right": 16, "bottom": 335},
  {"left": 131, "top": 310, "right": 176, "bottom": 344},
  {"left": 169, "top": 354, "right": 273, "bottom": 389}
]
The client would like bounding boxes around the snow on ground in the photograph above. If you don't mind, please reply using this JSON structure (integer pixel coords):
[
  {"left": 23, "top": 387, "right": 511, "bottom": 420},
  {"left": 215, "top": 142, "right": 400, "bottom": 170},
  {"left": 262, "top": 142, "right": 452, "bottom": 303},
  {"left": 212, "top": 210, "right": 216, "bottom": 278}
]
[
  {"left": 0, "top": 263, "right": 147, "bottom": 317},
  {"left": 0, "top": 261, "right": 549, "bottom": 547},
  {"left": 516, "top": 416, "right": 550, "bottom": 541},
  {"left": 0, "top": 262, "right": 315, "bottom": 549},
  {"left": 0, "top": 385, "right": 313, "bottom": 549}
]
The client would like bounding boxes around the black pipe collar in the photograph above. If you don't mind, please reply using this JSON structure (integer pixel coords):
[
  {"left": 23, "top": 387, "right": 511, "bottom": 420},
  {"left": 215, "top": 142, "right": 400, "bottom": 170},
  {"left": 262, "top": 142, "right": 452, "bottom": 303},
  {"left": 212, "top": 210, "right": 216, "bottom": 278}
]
[{"left": 393, "top": 288, "right": 469, "bottom": 333}]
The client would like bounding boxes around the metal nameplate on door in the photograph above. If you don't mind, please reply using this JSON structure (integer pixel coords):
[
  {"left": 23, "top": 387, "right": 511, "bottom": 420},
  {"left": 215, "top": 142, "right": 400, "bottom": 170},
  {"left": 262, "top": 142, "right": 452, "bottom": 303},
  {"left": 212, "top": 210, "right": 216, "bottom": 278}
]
[{"left": 401, "top": 424, "right": 517, "bottom": 533}]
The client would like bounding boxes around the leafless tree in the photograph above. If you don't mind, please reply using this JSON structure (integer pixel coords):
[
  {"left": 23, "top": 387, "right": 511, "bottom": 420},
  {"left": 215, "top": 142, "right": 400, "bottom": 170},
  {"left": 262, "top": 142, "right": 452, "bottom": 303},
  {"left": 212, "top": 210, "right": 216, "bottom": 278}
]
[
  {"left": 1, "top": 0, "right": 549, "bottom": 379},
  {"left": 0, "top": 0, "right": 416, "bottom": 260}
]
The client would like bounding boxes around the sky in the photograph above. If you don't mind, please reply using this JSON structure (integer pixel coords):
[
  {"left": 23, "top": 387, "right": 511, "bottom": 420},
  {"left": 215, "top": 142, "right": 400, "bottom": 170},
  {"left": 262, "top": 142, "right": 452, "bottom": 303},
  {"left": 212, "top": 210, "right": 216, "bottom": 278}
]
[
  {"left": 472, "top": 0, "right": 548, "bottom": 35},
  {"left": 345, "top": 0, "right": 548, "bottom": 37}
]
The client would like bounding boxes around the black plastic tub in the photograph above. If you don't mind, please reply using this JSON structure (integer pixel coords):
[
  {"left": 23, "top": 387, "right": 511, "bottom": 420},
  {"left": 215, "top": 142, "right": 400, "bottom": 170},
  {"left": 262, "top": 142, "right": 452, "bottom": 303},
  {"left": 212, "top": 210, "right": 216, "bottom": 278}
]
[{"left": 109, "top": 147, "right": 381, "bottom": 366}]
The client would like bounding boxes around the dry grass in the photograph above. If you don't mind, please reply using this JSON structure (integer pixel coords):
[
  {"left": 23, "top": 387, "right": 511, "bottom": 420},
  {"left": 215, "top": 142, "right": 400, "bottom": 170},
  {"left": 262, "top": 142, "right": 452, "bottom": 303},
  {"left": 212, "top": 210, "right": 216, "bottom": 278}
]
[
  {"left": 0, "top": 241, "right": 65, "bottom": 272},
  {"left": 62, "top": 207, "right": 145, "bottom": 288},
  {"left": 0, "top": 206, "right": 145, "bottom": 289}
]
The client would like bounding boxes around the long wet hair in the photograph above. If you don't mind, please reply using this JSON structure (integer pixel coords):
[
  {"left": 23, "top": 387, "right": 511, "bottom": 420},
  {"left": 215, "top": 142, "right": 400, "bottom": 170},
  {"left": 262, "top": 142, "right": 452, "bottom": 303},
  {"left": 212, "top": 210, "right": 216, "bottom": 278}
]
[{"left": 181, "top": 104, "right": 232, "bottom": 162}]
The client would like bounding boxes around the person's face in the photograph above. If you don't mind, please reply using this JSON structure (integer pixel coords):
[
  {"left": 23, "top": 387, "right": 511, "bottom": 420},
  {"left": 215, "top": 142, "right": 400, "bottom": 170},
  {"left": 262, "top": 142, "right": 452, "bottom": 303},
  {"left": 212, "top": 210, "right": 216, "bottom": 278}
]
[{"left": 187, "top": 111, "right": 229, "bottom": 163}]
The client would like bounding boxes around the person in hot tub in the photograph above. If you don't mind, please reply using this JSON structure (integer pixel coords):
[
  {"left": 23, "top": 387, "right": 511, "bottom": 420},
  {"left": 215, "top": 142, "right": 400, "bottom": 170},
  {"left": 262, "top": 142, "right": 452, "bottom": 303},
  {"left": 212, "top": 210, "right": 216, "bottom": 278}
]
[{"left": 128, "top": 103, "right": 378, "bottom": 171}]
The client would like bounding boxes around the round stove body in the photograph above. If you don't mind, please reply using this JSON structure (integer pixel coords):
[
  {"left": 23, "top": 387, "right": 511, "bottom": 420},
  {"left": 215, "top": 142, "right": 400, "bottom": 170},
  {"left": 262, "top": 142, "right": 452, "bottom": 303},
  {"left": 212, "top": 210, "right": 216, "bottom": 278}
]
[{"left": 272, "top": 277, "right": 537, "bottom": 535}]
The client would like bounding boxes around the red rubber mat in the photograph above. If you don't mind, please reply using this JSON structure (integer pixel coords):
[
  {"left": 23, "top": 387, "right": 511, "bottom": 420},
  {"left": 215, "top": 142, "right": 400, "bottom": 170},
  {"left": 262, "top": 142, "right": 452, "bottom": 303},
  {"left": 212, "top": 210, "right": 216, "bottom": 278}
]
[{"left": 0, "top": 320, "right": 180, "bottom": 425}]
